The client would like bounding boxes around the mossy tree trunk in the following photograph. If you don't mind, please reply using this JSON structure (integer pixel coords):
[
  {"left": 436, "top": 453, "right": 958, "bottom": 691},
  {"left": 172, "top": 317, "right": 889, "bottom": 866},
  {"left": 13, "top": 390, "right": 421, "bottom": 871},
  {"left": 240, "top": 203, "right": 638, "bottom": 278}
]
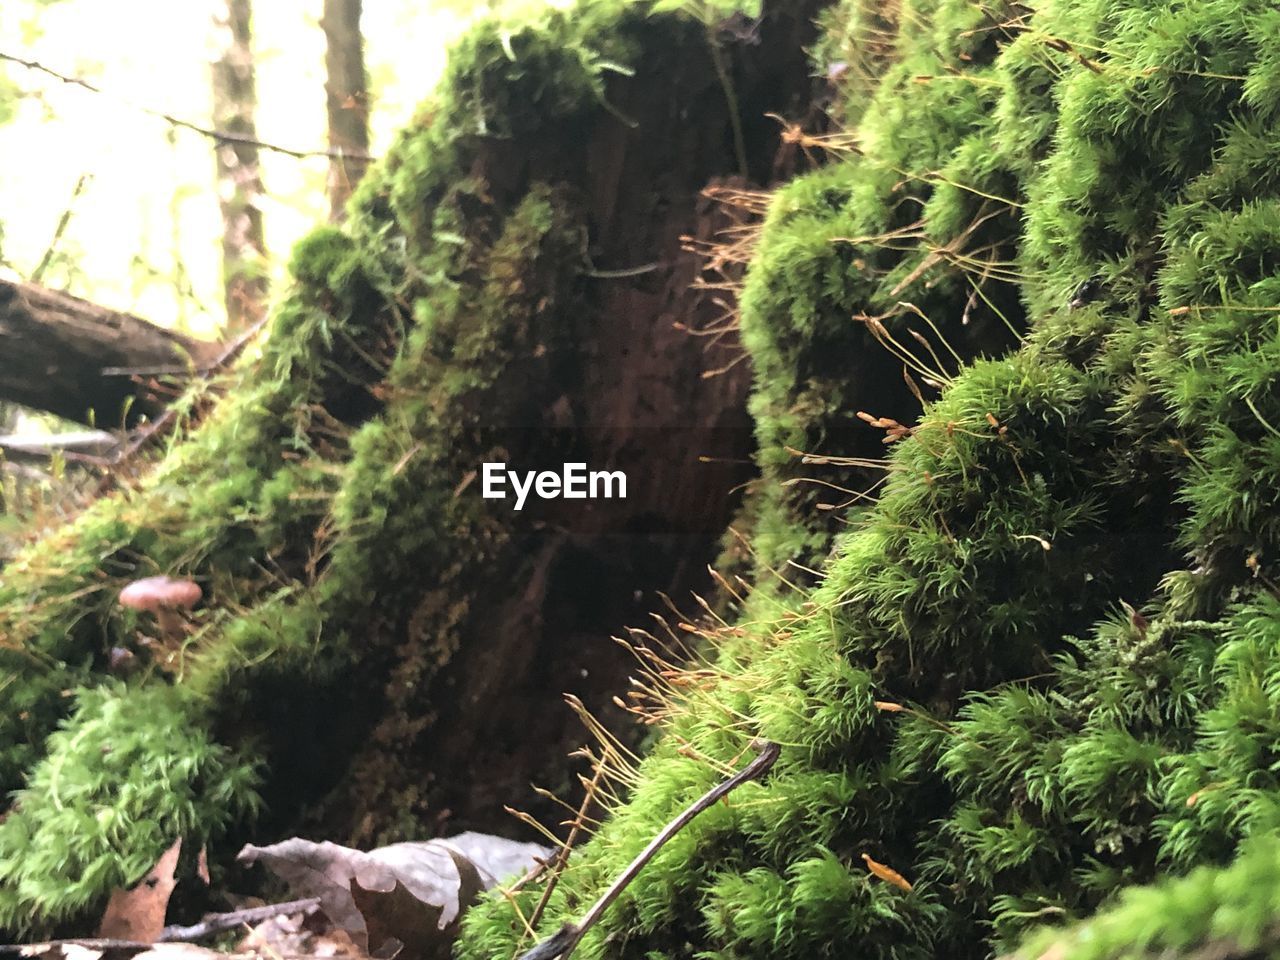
[{"left": 299, "top": 0, "right": 829, "bottom": 845}]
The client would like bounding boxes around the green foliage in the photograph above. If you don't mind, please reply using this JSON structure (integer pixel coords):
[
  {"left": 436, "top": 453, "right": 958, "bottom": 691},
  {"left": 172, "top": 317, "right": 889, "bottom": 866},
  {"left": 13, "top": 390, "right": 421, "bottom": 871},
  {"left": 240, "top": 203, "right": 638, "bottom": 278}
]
[
  {"left": 1012, "top": 834, "right": 1280, "bottom": 960},
  {"left": 0, "top": 683, "right": 259, "bottom": 933},
  {"left": 458, "top": 0, "right": 1280, "bottom": 958},
  {"left": 0, "top": 0, "right": 72, "bottom": 126}
]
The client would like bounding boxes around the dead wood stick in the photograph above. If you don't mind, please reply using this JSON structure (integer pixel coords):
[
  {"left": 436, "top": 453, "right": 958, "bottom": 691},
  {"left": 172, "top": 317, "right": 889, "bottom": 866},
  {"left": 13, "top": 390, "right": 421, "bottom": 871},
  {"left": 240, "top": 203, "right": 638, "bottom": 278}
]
[
  {"left": 158, "top": 896, "right": 321, "bottom": 942},
  {"left": 516, "top": 739, "right": 781, "bottom": 960},
  {"left": 0, "top": 430, "right": 119, "bottom": 464}
]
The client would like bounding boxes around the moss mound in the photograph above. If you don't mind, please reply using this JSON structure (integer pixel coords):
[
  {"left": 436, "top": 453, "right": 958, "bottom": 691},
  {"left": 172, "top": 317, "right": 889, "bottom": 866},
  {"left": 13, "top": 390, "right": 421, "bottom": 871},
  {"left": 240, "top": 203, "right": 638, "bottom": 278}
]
[
  {"left": 1011, "top": 834, "right": 1280, "bottom": 960},
  {"left": 457, "top": 0, "right": 1280, "bottom": 958}
]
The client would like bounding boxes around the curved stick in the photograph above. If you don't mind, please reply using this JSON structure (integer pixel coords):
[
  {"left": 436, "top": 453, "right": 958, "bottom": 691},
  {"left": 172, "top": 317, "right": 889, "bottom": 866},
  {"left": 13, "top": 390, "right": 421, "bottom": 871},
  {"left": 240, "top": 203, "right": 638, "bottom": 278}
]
[{"left": 517, "top": 739, "right": 782, "bottom": 960}]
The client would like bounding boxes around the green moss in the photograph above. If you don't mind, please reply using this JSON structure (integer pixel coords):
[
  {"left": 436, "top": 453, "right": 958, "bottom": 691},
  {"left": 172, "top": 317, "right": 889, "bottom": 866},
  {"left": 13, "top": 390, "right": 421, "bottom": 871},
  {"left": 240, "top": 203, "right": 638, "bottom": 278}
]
[
  {"left": 6, "top": 0, "right": 1280, "bottom": 950},
  {"left": 737, "top": 0, "right": 1027, "bottom": 578},
  {"left": 1012, "top": 835, "right": 1280, "bottom": 960},
  {"left": 460, "top": 0, "right": 1280, "bottom": 957},
  {"left": 0, "top": 684, "right": 259, "bottom": 933}
]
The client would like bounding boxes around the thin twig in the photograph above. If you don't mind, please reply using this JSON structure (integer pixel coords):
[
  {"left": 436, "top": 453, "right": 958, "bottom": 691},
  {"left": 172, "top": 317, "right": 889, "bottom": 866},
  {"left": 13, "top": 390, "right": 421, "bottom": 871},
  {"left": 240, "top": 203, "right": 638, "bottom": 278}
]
[
  {"left": 516, "top": 739, "right": 781, "bottom": 960},
  {"left": 196, "top": 311, "right": 273, "bottom": 376},
  {"left": 524, "top": 763, "right": 604, "bottom": 937},
  {"left": 159, "top": 897, "right": 321, "bottom": 942},
  {"left": 0, "top": 51, "right": 374, "bottom": 162},
  {"left": 0, "top": 899, "right": 321, "bottom": 955},
  {"left": 582, "top": 261, "right": 663, "bottom": 279}
]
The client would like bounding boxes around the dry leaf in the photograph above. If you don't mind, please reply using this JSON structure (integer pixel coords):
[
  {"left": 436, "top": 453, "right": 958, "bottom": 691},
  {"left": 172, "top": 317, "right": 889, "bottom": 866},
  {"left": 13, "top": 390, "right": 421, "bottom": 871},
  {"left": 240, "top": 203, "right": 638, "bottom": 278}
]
[
  {"left": 437, "top": 832, "right": 550, "bottom": 888},
  {"left": 349, "top": 862, "right": 482, "bottom": 959},
  {"left": 97, "top": 840, "right": 182, "bottom": 942},
  {"left": 861, "top": 852, "right": 913, "bottom": 892},
  {"left": 237, "top": 913, "right": 362, "bottom": 960},
  {"left": 237, "top": 833, "right": 548, "bottom": 957}
]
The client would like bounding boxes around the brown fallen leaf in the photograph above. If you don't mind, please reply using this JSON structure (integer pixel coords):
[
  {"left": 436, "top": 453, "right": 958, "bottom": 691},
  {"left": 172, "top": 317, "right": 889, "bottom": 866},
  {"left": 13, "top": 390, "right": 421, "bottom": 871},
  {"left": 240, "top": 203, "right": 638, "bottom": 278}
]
[
  {"left": 861, "top": 851, "right": 913, "bottom": 892},
  {"left": 97, "top": 840, "right": 182, "bottom": 942},
  {"left": 351, "top": 868, "right": 482, "bottom": 960}
]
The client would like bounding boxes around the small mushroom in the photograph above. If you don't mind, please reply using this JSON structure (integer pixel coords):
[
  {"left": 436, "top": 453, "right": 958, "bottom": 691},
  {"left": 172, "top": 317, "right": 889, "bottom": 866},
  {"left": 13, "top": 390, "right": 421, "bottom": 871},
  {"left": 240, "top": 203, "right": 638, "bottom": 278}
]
[{"left": 119, "top": 576, "right": 203, "bottom": 650}]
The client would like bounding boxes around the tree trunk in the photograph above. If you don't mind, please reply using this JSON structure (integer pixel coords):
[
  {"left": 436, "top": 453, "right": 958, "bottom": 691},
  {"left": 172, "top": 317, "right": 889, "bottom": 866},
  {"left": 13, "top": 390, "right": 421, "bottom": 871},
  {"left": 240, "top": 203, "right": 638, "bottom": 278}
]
[
  {"left": 0, "top": 279, "right": 217, "bottom": 427},
  {"left": 211, "top": 0, "right": 268, "bottom": 333},
  {"left": 321, "top": 0, "right": 370, "bottom": 221}
]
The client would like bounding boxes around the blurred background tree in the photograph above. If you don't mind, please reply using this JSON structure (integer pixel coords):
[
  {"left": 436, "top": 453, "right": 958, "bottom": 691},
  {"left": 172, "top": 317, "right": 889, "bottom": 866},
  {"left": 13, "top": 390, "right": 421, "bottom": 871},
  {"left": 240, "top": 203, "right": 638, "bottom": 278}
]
[
  {"left": 0, "top": 0, "right": 572, "bottom": 342},
  {"left": 321, "top": 0, "right": 369, "bottom": 220},
  {"left": 211, "top": 0, "right": 268, "bottom": 332}
]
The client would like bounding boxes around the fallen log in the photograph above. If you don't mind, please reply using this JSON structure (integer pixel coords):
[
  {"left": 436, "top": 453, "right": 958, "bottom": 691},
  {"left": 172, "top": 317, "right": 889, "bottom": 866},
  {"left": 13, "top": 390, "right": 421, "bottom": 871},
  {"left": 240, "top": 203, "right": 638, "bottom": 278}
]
[{"left": 0, "top": 279, "right": 219, "bottom": 427}]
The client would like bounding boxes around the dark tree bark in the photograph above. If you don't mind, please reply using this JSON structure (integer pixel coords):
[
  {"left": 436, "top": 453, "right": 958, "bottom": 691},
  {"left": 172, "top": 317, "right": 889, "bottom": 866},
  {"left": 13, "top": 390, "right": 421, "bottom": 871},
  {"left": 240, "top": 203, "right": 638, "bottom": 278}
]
[
  {"left": 0, "top": 279, "right": 217, "bottom": 427},
  {"left": 211, "top": 0, "right": 268, "bottom": 332},
  {"left": 321, "top": 0, "right": 370, "bottom": 221}
]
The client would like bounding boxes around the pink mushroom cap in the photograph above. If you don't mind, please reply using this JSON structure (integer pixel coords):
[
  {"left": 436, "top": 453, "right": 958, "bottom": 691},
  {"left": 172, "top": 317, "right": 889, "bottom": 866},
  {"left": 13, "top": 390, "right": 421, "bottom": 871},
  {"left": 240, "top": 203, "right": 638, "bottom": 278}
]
[{"left": 118, "top": 576, "right": 203, "bottom": 611}]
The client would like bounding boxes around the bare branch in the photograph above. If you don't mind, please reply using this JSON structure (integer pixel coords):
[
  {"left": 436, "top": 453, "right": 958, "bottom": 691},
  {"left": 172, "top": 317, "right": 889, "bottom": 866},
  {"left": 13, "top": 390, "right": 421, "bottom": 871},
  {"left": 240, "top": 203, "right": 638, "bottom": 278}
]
[
  {"left": 0, "top": 50, "right": 376, "bottom": 163},
  {"left": 158, "top": 897, "right": 321, "bottom": 942}
]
